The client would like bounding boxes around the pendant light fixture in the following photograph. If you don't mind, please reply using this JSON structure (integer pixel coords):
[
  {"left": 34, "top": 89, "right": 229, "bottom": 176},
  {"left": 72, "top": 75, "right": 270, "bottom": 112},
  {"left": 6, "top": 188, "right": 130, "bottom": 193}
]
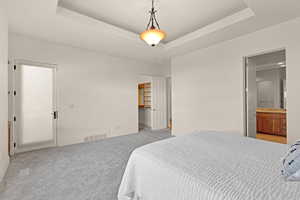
[{"left": 140, "top": 0, "right": 166, "bottom": 46}]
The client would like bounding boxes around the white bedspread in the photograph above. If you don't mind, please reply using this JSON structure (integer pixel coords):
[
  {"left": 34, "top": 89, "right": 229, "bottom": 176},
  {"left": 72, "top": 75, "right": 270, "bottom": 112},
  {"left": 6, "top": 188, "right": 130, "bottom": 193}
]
[{"left": 118, "top": 131, "right": 300, "bottom": 200}]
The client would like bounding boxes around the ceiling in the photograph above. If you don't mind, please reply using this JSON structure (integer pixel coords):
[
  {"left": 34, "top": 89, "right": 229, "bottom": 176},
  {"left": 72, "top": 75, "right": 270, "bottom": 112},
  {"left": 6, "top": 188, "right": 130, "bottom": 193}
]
[
  {"left": 7, "top": 0, "right": 300, "bottom": 64},
  {"left": 59, "top": 0, "right": 247, "bottom": 42}
]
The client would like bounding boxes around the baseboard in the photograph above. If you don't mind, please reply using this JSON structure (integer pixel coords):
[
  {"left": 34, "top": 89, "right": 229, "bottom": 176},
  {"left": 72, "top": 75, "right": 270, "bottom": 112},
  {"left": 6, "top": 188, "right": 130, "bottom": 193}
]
[{"left": 0, "top": 155, "right": 9, "bottom": 187}]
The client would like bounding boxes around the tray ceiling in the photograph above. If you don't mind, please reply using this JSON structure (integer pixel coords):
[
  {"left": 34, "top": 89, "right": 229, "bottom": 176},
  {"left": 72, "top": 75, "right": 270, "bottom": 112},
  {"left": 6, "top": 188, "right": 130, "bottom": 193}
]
[
  {"left": 59, "top": 0, "right": 248, "bottom": 42},
  {"left": 8, "top": 0, "right": 300, "bottom": 63}
]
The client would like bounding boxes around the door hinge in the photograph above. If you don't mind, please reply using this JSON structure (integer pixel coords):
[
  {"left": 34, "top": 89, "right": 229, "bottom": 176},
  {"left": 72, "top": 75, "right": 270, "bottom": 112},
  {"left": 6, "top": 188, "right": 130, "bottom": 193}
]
[
  {"left": 53, "top": 111, "right": 58, "bottom": 120},
  {"left": 13, "top": 116, "right": 16, "bottom": 122},
  {"left": 8, "top": 60, "right": 10, "bottom": 65},
  {"left": 14, "top": 142, "right": 16, "bottom": 148},
  {"left": 13, "top": 65, "right": 16, "bottom": 70}
]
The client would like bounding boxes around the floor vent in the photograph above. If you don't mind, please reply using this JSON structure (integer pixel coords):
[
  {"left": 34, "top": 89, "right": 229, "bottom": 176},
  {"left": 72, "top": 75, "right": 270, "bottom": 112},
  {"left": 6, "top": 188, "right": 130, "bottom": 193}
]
[
  {"left": 84, "top": 134, "right": 107, "bottom": 142},
  {"left": 19, "top": 168, "right": 30, "bottom": 177}
]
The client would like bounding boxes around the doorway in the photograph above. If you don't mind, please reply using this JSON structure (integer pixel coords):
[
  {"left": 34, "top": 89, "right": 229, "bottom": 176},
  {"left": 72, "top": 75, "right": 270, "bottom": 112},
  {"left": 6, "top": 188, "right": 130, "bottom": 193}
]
[
  {"left": 138, "top": 80, "right": 152, "bottom": 131},
  {"left": 138, "top": 76, "right": 167, "bottom": 132},
  {"left": 11, "top": 61, "right": 58, "bottom": 153},
  {"left": 245, "top": 50, "right": 287, "bottom": 144}
]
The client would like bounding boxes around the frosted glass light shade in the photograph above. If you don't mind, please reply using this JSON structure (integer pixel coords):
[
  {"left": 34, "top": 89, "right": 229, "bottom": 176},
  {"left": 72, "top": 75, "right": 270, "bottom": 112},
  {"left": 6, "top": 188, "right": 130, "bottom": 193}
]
[{"left": 140, "top": 29, "right": 166, "bottom": 46}]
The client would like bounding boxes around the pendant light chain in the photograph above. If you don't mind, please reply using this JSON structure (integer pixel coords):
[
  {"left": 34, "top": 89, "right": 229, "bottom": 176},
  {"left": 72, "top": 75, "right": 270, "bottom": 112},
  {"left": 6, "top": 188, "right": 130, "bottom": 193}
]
[{"left": 146, "top": 0, "right": 161, "bottom": 30}]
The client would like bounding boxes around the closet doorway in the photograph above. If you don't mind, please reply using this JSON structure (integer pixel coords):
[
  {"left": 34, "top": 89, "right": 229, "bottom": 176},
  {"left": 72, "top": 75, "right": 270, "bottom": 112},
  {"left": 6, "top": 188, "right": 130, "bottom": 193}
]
[
  {"left": 138, "top": 76, "right": 167, "bottom": 131},
  {"left": 138, "top": 81, "right": 152, "bottom": 131}
]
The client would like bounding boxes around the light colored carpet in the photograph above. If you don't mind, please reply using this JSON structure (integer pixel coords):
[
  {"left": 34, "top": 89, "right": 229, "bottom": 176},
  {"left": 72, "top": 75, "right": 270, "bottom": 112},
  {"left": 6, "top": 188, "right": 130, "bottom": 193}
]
[{"left": 0, "top": 129, "right": 171, "bottom": 200}]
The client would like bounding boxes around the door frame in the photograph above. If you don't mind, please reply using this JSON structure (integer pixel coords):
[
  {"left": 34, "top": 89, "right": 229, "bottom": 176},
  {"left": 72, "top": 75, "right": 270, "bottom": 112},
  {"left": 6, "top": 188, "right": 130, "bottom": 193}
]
[
  {"left": 243, "top": 47, "right": 286, "bottom": 138},
  {"left": 11, "top": 59, "right": 58, "bottom": 154}
]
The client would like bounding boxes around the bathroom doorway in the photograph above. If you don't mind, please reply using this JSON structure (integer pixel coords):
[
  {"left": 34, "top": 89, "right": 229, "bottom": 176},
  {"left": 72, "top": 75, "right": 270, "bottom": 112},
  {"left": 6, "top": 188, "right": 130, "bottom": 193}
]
[{"left": 245, "top": 50, "right": 287, "bottom": 144}]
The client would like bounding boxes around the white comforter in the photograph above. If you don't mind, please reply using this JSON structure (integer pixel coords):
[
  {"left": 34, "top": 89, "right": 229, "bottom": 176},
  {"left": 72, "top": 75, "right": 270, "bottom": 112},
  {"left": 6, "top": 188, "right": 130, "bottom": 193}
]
[{"left": 118, "top": 131, "right": 300, "bottom": 200}]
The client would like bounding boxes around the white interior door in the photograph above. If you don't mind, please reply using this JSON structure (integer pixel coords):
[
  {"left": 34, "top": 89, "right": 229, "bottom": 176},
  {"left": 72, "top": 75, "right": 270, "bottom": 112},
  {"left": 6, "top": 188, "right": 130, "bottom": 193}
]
[
  {"left": 151, "top": 77, "right": 167, "bottom": 130},
  {"left": 13, "top": 63, "right": 57, "bottom": 153},
  {"left": 246, "top": 59, "right": 257, "bottom": 138}
]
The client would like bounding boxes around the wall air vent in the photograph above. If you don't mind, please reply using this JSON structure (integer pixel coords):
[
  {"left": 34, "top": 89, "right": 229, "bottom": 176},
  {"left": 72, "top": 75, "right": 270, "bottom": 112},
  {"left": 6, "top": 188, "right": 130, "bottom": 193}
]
[{"left": 84, "top": 134, "right": 107, "bottom": 142}]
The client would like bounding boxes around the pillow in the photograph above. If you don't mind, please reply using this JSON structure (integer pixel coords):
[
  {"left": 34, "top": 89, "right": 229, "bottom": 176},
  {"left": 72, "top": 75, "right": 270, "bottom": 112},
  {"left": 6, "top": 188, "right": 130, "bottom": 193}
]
[{"left": 281, "top": 140, "right": 300, "bottom": 181}]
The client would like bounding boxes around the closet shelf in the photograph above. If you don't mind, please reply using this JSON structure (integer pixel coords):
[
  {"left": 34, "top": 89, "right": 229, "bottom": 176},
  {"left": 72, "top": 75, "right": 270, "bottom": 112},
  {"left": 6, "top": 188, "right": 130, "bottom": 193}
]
[{"left": 138, "top": 82, "right": 152, "bottom": 108}]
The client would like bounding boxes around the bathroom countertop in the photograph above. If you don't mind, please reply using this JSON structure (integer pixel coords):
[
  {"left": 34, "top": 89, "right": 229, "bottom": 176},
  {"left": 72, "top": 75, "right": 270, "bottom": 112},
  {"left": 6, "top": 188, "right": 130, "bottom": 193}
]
[{"left": 256, "top": 108, "right": 286, "bottom": 114}]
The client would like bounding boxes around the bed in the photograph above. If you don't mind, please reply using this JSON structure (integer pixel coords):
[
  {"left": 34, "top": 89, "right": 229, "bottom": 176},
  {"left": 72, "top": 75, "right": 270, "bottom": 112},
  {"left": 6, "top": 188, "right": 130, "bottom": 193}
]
[{"left": 118, "top": 131, "right": 300, "bottom": 200}]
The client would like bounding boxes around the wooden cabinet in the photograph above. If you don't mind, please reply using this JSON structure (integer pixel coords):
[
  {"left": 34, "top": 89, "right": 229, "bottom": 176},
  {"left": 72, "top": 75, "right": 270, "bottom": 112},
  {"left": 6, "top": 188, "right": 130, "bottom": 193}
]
[{"left": 256, "top": 112, "right": 286, "bottom": 136}]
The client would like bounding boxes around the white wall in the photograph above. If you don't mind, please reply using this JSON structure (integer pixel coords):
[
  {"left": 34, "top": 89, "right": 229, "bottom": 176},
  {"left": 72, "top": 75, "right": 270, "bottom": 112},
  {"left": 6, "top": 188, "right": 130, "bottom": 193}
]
[
  {"left": 172, "top": 17, "right": 300, "bottom": 144},
  {"left": 0, "top": 0, "right": 9, "bottom": 182},
  {"left": 9, "top": 33, "right": 169, "bottom": 146}
]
